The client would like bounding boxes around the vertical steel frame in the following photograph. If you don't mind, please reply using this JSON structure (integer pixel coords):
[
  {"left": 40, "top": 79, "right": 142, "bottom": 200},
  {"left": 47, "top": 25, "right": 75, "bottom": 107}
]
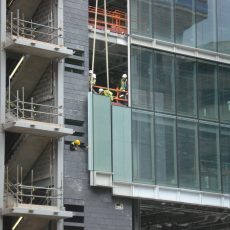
[
  {"left": 0, "top": 0, "right": 6, "bottom": 229},
  {"left": 127, "top": 0, "right": 131, "bottom": 107}
]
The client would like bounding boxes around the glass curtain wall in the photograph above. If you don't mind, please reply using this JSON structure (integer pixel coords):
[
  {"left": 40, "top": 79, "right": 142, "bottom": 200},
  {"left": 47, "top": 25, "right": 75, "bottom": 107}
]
[
  {"left": 131, "top": 46, "right": 154, "bottom": 111},
  {"left": 199, "top": 123, "right": 221, "bottom": 193},
  {"left": 220, "top": 127, "right": 230, "bottom": 194},
  {"left": 196, "top": 0, "right": 217, "bottom": 51},
  {"left": 174, "top": 0, "right": 196, "bottom": 47},
  {"left": 154, "top": 52, "right": 175, "bottom": 113},
  {"left": 153, "top": 0, "right": 174, "bottom": 42},
  {"left": 155, "top": 115, "right": 177, "bottom": 187},
  {"left": 131, "top": 45, "right": 230, "bottom": 194},
  {"left": 197, "top": 61, "right": 218, "bottom": 121},
  {"left": 131, "top": 0, "right": 230, "bottom": 55},
  {"left": 177, "top": 119, "right": 199, "bottom": 189},
  {"left": 132, "top": 110, "right": 154, "bottom": 183},
  {"left": 219, "top": 65, "right": 230, "bottom": 124},
  {"left": 217, "top": 0, "right": 230, "bottom": 54},
  {"left": 175, "top": 56, "right": 197, "bottom": 117}
]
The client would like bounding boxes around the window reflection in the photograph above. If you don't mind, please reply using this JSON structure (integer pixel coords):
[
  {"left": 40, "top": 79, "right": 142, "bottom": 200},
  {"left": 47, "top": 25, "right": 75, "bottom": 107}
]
[
  {"left": 153, "top": 0, "right": 174, "bottom": 42},
  {"left": 130, "top": 0, "right": 230, "bottom": 55},
  {"left": 220, "top": 127, "right": 230, "bottom": 194},
  {"left": 154, "top": 52, "right": 175, "bottom": 113},
  {"left": 131, "top": 46, "right": 154, "bottom": 111},
  {"left": 219, "top": 65, "right": 230, "bottom": 124},
  {"left": 174, "top": 0, "right": 196, "bottom": 47},
  {"left": 155, "top": 116, "right": 177, "bottom": 187},
  {"left": 178, "top": 120, "right": 199, "bottom": 189},
  {"left": 132, "top": 111, "right": 154, "bottom": 183},
  {"left": 176, "top": 56, "right": 197, "bottom": 117},
  {"left": 196, "top": 0, "right": 217, "bottom": 51},
  {"left": 199, "top": 124, "right": 221, "bottom": 193},
  {"left": 217, "top": 0, "right": 230, "bottom": 54},
  {"left": 197, "top": 61, "right": 218, "bottom": 121},
  {"left": 131, "top": 0, "right": 152, "bottom": 37}
]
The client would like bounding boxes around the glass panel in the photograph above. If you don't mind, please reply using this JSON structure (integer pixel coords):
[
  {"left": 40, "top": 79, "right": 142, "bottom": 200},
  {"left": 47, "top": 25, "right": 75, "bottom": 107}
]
[
  {"left": 93, "top": 94, "right": 112, "bottom": 172},
  {"left": 175, "top": 0, "right": 196, "bottom": 47},
  {"left": 155, "top": 115, "right": 177, "bottom": 187},
  {"left": 131, "top": 0, "right": 152, "bottom": 37},
  {"left": 131, "top": 46, "right": 154, "bottom": 111},
  {"left": 220, "top": 127, "right": 230, "bottom": 194},
  {"left": 197, "top": 61, "right": 218, "bottom": 121},
  {"left": 154, "top": 51, "right": 175, "bottom": 114},
  {"left": 217, "top": 0, "right": 230, "bottom": 54},
  {"left": 199, "top": 124, "right": 221, "bottom": 193},
  {"left": 176, "top": 56, "right": 197, "bottom": 117},
  {"left": 196, "top": 0, "right": 216, "bottom": 52},
  {"left": 152, "top": 0, "right": 174, "bottom": 42},
  {"left": 178, "top": 120, "right": 199, "bottom": 189},
  {"left": 219, "top": 65, "right": 230, "bottom": 124},
  {"left": 112, "top": 106, "right": 132, "bottom": 183},
  {"left": 132, "top": 110, "right": 154, "bottom": 183}
]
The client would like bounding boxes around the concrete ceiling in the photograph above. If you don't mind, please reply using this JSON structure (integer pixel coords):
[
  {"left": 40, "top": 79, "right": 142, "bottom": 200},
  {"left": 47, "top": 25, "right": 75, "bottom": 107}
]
[{"left": 140, "top": 200, "right": 230, "bottom": 230}]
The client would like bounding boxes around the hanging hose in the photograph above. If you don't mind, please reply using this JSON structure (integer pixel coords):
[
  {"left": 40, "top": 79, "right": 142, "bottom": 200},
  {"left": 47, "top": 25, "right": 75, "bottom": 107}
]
[{"left": 104, "top": 0, "right": 110, "bottom": 90}]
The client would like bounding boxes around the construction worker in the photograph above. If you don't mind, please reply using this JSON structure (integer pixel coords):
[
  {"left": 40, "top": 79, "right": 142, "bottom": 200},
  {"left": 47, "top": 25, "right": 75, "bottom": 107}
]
[
  {"left": 104, "top": 89, "right": 114, "bottom": 101},
  {"left": 120, "top": 74, "right": 128, "bottom": 92},
  {"left": 98, "top": 88, "right": 113, "bottom": 101},
  {"left": 89, "top": 70, "right": 96, "bottom": 92},
  {"left": 98, "top": 88, "right": 104, "bottom": 95},
  {"left": 119, "top": 74, "right": 128, "bottom": 103},
  {"left": 70, "top": 139, "right": 87, "bottom": 151}
]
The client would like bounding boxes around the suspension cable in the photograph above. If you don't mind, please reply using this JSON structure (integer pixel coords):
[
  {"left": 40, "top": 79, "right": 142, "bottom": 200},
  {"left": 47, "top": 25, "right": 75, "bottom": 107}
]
[
  {"left": 104, "top": 0, "right": 110, "bottom": 90},
  {"left": 91, "top": 0, "right": 98, "bottom": 74}
]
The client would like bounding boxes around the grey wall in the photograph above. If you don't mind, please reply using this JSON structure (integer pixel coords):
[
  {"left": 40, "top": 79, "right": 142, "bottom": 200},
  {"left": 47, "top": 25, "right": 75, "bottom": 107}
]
[{"left": 63, "top": 1, "right": 132, "bottom": 230}]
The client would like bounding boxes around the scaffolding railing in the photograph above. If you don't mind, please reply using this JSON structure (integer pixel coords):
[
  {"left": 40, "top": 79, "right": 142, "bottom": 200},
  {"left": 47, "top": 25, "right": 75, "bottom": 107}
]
[
  {"left": 7, "top": 10, "right": 62, "bottom": 44},
  {"left": 5, "top": 166, "right": 63, "bottom": 208},
  {"left": 89, "top": 6, "right": 127, "bottom": 34},
  {"left": 6, "top": 88, "right": 61, "bottom": 124},
  {"left": 93, "top": 85, "right": 128, "bottom": 104}
]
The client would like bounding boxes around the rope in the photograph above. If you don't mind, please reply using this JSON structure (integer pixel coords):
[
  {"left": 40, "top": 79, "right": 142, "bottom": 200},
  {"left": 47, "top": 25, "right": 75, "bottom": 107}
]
[
  {"left": 104, "top": 0, "right": 110, "bottom": 90},
  {"left": 91, "top": 0, "right": 98, "bottom": 74}
]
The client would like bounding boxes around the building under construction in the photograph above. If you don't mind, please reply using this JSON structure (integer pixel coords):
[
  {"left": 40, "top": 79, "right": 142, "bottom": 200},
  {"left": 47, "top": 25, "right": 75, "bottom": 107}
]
[{"left": 1, "top": 0, "right": 230, "bottom": 229}]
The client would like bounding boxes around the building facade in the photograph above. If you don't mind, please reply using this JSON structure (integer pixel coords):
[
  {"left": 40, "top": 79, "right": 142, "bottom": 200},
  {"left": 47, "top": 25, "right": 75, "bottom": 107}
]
[{"left": 0, "top": 0, "right": 230, "bottom": 229}]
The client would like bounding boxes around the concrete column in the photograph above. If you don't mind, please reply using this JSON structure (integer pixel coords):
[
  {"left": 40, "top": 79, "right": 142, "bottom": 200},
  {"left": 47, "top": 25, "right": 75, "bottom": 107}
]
[
  {"left": 56, "top": 0, "right": 64, "bottom": 229},
  {"left": 0, "top": 0, "right": 6, "bottom": 229}
]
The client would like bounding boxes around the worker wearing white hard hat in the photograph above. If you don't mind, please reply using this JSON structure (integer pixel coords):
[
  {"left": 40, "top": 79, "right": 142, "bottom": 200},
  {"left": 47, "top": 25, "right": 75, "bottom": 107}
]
[
  {"left": 89, "top": 70, "right": 96, "bottom": 92},
  {"left": 98, "top": 88, "right": 104, "bottom": 94},
  {"left": 119, "top": 73, "right": 128, "bottom": 105},
  {"left": 122, "top": 74, "right": 127, "bottom": 79}
]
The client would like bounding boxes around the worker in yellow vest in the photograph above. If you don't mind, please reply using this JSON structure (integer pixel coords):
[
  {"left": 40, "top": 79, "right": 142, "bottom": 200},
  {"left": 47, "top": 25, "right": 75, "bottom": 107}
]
[
  {"left": 70, "top": 139, "right": 87, "bottom": 151},
  {"left": 98, "top": 88, "right": 114, "bottom": 101}
]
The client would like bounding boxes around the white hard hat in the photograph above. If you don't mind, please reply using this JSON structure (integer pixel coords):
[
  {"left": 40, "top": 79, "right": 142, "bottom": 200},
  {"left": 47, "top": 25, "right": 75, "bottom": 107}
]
[
  {"left": 122, "top": 74, "right": 127, "bottom": 79},
  {"left": 93, "top": 73, "right": 96, "bottom": 79},
  {"left": 89, "top": 70, "right": 93, "bottom": 74},
  {"left": 99, "top": 88, "right": 103, "bottom": 93}
]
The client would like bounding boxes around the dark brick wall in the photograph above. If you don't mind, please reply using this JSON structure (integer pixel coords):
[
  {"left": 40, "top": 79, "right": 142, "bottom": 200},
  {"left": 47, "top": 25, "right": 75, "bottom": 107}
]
[{"left": 63, "top": 1, "right": 132, "bottom": 229}]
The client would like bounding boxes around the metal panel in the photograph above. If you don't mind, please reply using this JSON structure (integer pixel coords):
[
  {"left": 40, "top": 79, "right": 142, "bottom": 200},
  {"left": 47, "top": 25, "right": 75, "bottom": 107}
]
[
  {"left": 88, "top": 93, "right": 94, "bottom": 170},
  {"left": 112, "top": 106, "right": 132, "bottom": 183},
  {"left": 93, "top": 94, "right": 112, "bottom": 172}
]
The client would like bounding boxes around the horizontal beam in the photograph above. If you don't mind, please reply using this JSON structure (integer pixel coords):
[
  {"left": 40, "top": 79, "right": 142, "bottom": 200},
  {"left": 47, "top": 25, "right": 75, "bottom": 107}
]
[{"left": 131, "top": 35, "right": 230, "bottom": 65}]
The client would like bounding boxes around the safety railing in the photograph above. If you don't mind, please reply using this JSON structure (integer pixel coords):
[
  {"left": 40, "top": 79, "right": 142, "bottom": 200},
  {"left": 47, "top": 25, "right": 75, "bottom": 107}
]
[
  {"left": 5, "top": 166, "right": 62, "bottom": 208},
  {"left": 93, "top": 85, "right": 128, "bottom": 105},
  {"left": 7, "top": 88, "right": 61, "bottom": 124},
  {"left": 89, "top": 6, "right": 127, "bottom": 34},
  {"left": 7, "top": 10, "right": 61, "bottom": 44}
]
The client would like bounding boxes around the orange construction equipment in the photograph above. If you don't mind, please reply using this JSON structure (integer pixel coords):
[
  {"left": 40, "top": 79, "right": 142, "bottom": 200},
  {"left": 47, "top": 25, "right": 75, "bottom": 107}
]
[
  {"left": 89, "top": 6, "right": 127, "bottom": 34},
  {"left": 93, "top": 85, "right": 128, "bottom": 104}
]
